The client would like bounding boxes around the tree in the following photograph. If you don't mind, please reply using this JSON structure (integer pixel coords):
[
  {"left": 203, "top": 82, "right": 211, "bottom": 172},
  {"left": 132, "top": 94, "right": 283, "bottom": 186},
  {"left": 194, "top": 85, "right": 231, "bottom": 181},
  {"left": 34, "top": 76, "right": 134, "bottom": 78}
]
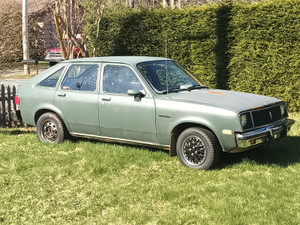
[
  {"left": 0, "top": 0, "right": 42, "bottom": 73},
  {"left": 0, "top": 0, "right": 21, "bottom": 72},
  {"left": 82, "top": 0, "right": 108, "bottom": 57},
  {"left": 52, "top": 0, "right": 89, "bottom": 59}
]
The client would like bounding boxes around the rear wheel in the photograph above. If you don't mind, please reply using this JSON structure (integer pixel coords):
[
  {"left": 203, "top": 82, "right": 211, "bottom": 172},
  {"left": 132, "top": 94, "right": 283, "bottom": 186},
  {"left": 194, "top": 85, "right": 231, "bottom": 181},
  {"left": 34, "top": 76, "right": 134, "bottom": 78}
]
[
  {"left": 36, "top": 112, "right": 66, "bottom": 143},
  {"left": 176, "top": 127, "right": 221, "bottom": 170},
  {"left": 49, "top": 61, "right": 57, "bottom": 67}
]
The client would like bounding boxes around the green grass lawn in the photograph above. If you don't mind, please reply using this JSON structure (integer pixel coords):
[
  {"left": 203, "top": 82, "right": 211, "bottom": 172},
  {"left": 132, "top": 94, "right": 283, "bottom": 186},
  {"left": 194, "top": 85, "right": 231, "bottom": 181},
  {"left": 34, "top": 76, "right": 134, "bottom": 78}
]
[{"left": 0, "top": 114, "right": 299, "bottom": 224}]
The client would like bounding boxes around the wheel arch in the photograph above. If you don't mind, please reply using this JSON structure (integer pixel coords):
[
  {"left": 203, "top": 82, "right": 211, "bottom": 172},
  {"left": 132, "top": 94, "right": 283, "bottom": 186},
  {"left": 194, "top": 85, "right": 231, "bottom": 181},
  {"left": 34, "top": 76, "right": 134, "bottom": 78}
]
[
  {"left": 34, "top": 109, "right": 70, "bottom": 133},
  {"left": 170, "top": 122, "right": 222, "bottom": 157}
]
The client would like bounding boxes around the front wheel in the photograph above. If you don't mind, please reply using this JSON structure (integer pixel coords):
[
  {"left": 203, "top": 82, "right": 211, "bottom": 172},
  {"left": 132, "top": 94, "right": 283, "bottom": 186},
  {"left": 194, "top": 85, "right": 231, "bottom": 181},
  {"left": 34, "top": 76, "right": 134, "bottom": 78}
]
[
  {"left": 176, "top": 127, "right": 221, "bottom": 170},
  {"left": 36, "top": 112, "right": 66, "bottom": 143}
]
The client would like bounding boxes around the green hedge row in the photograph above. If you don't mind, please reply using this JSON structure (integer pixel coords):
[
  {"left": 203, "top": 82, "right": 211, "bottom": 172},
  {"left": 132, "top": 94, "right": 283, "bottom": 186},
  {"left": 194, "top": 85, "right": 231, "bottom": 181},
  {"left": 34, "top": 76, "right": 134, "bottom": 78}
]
[
  {"left": 87, "top": 5, "right": 220, "bottom": 88},
  {"left": 86, "top": 0, "right": 300, "bottom": 111},
  {"left": 228, "top": 0, "right": 300, "bottom": 112}
]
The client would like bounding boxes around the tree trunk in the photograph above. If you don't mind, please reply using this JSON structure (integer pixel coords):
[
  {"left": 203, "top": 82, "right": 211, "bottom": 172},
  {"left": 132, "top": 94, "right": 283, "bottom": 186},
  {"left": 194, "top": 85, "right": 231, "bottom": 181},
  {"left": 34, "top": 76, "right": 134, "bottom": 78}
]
[
  {"left": 127, "top": 0, "right": 134, "bottom": 8},
  {"left": 163, "top": 0, "right": 170, "bottom": 8},
  {"left": 178, "top": 0, "right": 181, "bottom": 8},
  {"left": 170, "top": 0, "right": 175, "bottom": 8}
]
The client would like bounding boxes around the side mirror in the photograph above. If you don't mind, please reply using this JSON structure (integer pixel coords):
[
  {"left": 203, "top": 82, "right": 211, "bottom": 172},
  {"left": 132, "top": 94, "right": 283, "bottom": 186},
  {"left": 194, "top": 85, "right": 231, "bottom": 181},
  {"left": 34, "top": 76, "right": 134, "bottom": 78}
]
[{"left": 127, "top": 89, "right": 145, "bottom": 98}]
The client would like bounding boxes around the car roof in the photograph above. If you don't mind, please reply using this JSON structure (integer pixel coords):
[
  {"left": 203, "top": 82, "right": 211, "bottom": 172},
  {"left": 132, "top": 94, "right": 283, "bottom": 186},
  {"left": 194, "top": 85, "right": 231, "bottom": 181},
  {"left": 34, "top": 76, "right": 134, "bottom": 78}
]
[{"left": 63, "top": 56, "right": 171, "bottom": 66}]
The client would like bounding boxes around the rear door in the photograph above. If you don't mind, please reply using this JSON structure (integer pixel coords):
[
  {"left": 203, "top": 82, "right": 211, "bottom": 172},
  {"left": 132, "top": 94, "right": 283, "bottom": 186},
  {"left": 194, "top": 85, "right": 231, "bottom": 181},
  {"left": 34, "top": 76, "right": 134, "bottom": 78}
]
[{"left": 54, "top": 63, "right": 101, "bottom": 135}]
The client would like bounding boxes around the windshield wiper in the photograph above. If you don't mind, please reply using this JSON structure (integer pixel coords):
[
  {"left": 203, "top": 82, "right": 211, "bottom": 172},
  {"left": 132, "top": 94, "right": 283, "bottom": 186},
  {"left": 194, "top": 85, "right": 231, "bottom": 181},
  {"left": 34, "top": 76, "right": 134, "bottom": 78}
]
[
  {"left": 161, "top": 85, "right": 208, "bottom": 94},
  {"left": 187, "top": 84, "right": 209, "bottom": 91},
  {"left": 161, "top": 88, "right": 181, "bottom": 94}
]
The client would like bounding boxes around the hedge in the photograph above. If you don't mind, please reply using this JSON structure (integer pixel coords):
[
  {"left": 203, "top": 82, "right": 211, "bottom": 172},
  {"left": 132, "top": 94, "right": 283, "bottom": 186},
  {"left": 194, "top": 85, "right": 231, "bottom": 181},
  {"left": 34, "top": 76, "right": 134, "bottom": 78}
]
[
  {"left": 164, "top": 5, "right": 219, "bottom": 88},
  {"left": 86, "top": 0, "right": 300, "bottom": 111},
  {"left": 86, "top": 8, "right": 165, "bottom": 57}
]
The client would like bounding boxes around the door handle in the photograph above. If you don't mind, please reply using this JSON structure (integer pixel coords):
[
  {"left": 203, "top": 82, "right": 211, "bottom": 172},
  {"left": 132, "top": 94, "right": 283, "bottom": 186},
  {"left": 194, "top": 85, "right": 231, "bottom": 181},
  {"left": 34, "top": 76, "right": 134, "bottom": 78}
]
[
  {"left": 57, "top": 93, "right": 66, "bottom": 97},
  {"left": 102, "top": 97, "right": 111, "bottom": 101}
]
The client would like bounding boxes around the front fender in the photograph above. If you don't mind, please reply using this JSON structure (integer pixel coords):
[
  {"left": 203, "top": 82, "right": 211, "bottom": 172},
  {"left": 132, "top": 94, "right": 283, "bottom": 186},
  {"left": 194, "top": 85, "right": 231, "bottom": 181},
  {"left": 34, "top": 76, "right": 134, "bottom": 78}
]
[
  {"left": 169, "top": 116, "right": 235, "bottom": 151},
  {"left": 155, "top": 99, "right": 241, "bottom": 151}
]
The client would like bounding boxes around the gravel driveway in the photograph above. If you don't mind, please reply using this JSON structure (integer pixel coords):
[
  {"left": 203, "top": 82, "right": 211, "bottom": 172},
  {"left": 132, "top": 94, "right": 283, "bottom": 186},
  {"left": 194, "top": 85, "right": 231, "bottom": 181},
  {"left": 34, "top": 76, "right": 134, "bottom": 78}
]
[
  {"left": 0, "top": 68, "right": 46, "bottom": 88},
  {"left": 0, "top": 79, "right": 27, "bottom": 88}
]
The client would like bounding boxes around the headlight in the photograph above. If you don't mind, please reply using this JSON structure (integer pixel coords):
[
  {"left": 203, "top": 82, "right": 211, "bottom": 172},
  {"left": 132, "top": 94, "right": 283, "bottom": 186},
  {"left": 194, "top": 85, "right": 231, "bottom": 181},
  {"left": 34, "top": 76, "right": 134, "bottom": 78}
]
[
  {"left": 240, "top": 112, "right": 253, "bottom": 130},
  {"left": 241, "top": 114, "right": 247, "bottom": 127}
]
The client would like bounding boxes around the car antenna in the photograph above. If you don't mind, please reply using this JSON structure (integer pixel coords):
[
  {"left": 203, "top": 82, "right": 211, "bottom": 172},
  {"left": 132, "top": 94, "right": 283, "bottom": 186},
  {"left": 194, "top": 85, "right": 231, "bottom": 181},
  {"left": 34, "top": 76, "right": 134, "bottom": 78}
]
[{"left": 165, "top": 60, "right": 169, "bottom": 94}]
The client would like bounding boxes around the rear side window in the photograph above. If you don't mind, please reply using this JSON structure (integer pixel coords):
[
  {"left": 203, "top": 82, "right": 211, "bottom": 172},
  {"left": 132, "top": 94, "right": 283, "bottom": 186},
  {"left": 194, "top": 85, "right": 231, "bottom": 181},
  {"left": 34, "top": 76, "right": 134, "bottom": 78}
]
[
  {"left": 61, "top": 64, "right": 98, "bottom": 92},
  {"left": 38, "top": 67, "right": 65, "bottom": 87}
]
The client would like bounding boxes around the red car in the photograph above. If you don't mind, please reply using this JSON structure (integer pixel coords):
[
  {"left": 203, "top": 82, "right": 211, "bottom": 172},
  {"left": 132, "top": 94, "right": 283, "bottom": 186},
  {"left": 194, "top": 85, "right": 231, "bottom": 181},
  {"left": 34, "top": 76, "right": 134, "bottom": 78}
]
[{"left": 45, "top": 43, "right": 81, "bottom": 66}]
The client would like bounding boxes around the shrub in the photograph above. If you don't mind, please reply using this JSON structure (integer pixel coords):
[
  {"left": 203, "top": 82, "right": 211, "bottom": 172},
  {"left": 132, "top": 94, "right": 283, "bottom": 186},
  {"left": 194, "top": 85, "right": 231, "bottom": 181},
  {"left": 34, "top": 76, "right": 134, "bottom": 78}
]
[
  {"left": 228, "top": 0, "right": 300, "bottom": 111},
  {"left": 164, "top": 6, "right": 219, "bottom": 88},
  {"left": 86, "top": 0, "right": 300, "bottom": 111}
]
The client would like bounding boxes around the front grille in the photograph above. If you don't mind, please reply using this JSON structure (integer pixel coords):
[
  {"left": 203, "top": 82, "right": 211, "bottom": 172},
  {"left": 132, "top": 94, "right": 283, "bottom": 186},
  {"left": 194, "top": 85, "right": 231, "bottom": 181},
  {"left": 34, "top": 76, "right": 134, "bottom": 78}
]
[
  {"left": 240, "top": 103, "right": 287, "bottom": 131},
  {"left": 252, "top": 105, "right": 282, "bottom": 127},
  {"left": 48, "top": 53, "right": 63, "bottom": 58}
]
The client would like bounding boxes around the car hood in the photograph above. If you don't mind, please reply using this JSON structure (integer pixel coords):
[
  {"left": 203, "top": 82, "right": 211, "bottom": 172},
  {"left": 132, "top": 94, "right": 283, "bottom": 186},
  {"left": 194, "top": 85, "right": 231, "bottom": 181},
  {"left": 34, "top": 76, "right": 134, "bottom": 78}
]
[{"left": 168, "top": 89, "right": 281, "bottom": 113}]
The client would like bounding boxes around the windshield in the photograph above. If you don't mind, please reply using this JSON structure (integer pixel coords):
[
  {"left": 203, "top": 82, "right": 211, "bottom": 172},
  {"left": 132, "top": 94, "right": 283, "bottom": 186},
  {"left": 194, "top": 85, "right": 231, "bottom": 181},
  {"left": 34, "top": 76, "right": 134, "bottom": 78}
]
[{"left": 136, "top": 60, "right": 206, "bottom": 94}]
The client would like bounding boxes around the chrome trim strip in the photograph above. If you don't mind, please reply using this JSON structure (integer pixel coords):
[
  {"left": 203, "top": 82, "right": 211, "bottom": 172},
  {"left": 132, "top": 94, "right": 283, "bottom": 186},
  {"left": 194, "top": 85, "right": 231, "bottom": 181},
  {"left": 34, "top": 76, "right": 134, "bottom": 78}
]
[
  {"left": 236, "top": 125, "right": 283, "bottom": 141},
  {"left": 70, "top": 132, "right": 170, "bottom": 150}
]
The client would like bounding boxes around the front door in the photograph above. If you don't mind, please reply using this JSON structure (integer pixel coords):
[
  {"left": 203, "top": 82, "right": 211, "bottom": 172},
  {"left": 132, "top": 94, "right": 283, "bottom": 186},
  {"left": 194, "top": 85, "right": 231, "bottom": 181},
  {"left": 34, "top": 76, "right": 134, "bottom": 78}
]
[{"left": 98, "top": 64, "right": 157, "bottom": 143}]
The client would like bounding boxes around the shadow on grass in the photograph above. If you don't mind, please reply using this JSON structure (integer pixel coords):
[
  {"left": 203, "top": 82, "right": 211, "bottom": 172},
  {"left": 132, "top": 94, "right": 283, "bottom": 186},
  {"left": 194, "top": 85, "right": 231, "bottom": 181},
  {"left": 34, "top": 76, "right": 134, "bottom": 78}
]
[
  {"left": 1, "top": 128, "right": 170, "bottom": 155},
  {"left": 75, "top": 135, "right": 300, "bottom": 169},
  {"left": 2, "top": 128, "right": 299, "bottom": 169},
  {"left": 220, "top": 136, "right": 300, "bottom": 169},
  {"left": 0, "top": 128, "right": 36, "bottom": 135},
  {"left": 77, "top": 137, "right": 170, "bottom": 155}
]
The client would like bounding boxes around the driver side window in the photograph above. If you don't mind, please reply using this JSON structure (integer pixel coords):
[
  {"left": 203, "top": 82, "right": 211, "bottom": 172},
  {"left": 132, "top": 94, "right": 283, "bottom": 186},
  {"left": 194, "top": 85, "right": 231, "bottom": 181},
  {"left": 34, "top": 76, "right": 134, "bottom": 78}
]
[{"left": 103, "top": 65, "right": 144, "bottom": 94}]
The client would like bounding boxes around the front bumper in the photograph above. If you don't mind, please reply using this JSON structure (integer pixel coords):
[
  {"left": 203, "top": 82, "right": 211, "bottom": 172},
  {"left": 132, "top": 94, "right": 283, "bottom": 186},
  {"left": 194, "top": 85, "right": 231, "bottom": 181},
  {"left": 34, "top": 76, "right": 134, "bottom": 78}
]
[
  {"left": 45, "top": 54, "right": 64, "bottom": 62},
  {"left": 232, "top": 119, "right": 295, "bottom": 152}
]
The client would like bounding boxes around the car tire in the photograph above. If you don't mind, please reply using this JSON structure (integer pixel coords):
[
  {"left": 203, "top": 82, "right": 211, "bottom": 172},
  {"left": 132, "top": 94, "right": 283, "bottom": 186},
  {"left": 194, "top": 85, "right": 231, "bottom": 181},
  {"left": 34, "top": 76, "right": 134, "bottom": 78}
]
[
  {"left": 36, "top": 112, "right": 66, "bottom": 144},
  {"left": 176, "top": 127, "right": 221, "bottom": 170},
  {"left": 49, "top": 61, "right": 57, "bottom": 67}
]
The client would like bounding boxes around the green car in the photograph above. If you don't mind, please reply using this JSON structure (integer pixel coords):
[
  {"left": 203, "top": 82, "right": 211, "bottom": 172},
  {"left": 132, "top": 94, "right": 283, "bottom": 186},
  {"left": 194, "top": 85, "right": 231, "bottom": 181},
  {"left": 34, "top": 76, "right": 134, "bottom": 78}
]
[{"left": 12, "top": 56, "right": 295, "bottom": 170}]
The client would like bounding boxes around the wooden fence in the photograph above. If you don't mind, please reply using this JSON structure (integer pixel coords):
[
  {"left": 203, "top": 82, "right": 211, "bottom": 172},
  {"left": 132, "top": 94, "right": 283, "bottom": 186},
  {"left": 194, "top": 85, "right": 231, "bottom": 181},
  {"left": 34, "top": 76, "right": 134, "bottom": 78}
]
[{"left": 0, "top": 84, "right": 23, "bottom": 127}]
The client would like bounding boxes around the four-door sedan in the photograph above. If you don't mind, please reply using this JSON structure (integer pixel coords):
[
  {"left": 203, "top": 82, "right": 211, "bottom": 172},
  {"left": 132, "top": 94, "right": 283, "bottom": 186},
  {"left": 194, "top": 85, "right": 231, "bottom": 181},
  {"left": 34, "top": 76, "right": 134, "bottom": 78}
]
[{"left": 12, "top": 56, "right": 295, "bottom": 170}]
